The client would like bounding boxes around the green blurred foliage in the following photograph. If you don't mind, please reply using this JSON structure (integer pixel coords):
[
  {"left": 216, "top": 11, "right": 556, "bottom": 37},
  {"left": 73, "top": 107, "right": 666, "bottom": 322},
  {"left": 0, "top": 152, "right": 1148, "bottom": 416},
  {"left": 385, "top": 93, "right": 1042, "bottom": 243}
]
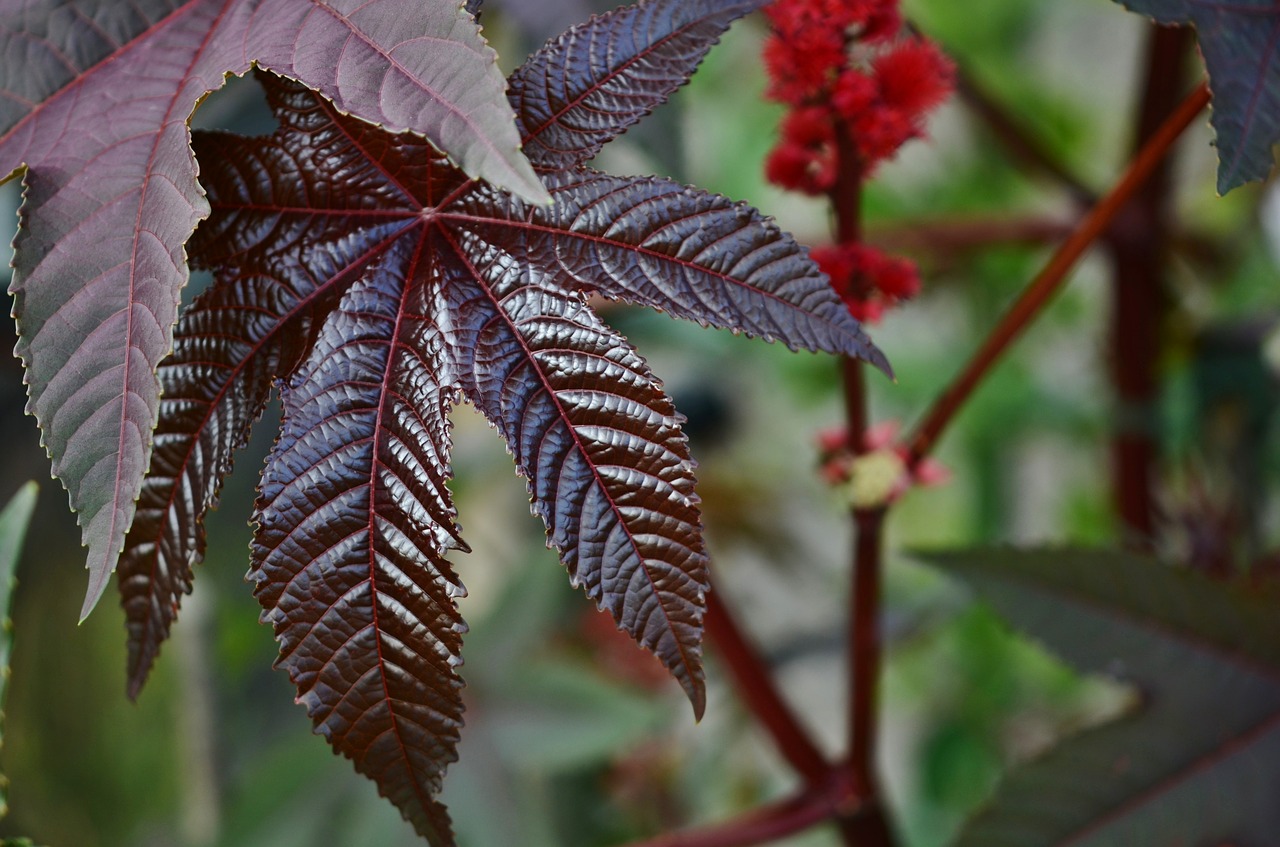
[
  {"left": 0, "top": 0, "right": 1275, "bottom": 846},
  {"left": 0, "top": 483, "right": 36, "bottom": 822}
]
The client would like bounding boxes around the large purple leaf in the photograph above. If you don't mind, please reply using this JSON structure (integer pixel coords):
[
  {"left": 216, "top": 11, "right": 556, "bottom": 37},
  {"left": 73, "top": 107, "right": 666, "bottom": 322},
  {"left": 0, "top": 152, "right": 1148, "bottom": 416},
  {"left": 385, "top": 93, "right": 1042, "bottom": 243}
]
[
  {"left": 508, "top": 0, "right": 766, "bottom": 170},
  {"left": 129, "top": 0, "right": 884, "bottom": 831},
  {"left": 923, "top": 548, "right": 1280, "bottom": 845},
  {"left": 1114, "top": 0, "right": 1280, "bottom": 193},
  {"left": 4, "top": 0, "right": 247, "bottom": 621},
  {"left": 0, "top": 0, "right": 541, "bottom": 620},
  {"left": 252, "top": 241, "right": 467, "bottom": 845}
]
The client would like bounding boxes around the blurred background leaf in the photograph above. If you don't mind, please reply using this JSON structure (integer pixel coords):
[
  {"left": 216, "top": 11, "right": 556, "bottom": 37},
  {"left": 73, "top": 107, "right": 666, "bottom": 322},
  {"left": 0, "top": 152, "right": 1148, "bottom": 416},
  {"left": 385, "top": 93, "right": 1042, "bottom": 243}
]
[
  {"left": 0, "top": 483, "right": 36, "bottom": 820},
  {"left": 921, "top": 548, "right": 1280, "bottom": 846}
]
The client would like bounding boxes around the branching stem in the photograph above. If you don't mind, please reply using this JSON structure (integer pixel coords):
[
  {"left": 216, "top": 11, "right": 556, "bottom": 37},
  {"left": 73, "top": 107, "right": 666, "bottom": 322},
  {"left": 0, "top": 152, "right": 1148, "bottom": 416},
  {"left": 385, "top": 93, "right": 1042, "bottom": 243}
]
[
  {"left": 905, "top": 82, "right": 1210, "bottom": 467},
  {"left": 698, "top": 32, "right": 1207, "bottom": 847},
  {"left": 621, "top": 792, "right": 829, "bottom": 847}
]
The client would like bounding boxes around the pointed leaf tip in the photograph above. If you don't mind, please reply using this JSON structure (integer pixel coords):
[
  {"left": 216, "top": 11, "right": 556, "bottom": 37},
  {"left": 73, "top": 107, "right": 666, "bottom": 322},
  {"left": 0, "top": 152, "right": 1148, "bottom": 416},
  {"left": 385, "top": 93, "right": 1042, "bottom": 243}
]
[
  {"left": 688, "top": 677, "right": 707, "bottom": 722},
  {"left": 1113, "top": 0, "right": 1280, "bottom": 193},
  {"left": 864, "top": 344, "right": 894, "bottom": 381},
  {"left": 79, "top": 550, "right": 114, "bottom": 624},
  {"left": 511, "top": 0, "right": 769, "bottom": 172}
]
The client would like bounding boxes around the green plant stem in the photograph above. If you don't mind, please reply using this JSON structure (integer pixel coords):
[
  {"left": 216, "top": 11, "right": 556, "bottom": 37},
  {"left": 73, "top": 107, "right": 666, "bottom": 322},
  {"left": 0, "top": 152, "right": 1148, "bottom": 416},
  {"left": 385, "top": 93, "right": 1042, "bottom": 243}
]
[
  {"left": 704, "top": 587, "right": 831, "bottom": 786},
  {"left": 1105, "top": 24, "right": 1194, "bottom": 547},
  {"left": 905, "top": 82, "right": 1211, "bottom": 468}
]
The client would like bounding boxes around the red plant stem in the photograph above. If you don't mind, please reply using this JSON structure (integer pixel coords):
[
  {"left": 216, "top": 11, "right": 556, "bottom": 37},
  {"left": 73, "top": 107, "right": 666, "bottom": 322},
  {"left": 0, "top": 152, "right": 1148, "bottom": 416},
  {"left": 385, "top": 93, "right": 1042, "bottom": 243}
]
[
  {"left": 622, "top": 790, "right": 836, "bottom": 847},
  {"left": 829, "top": 121, "right": 898, "bottom": 847},
  {"left": 904, "top": 82, "right": 1210, "bottom": 467},
  {"left": 831, "top": 122, "right": 868, "bottom": 450},
  {"left": 1106, "top": 25, "right": 1193, "bottom": 547},
  {"left": 835, "top": 797, "right": 897, "bottom": 847},
  {"left": 868, "top": 214, "right": 1077, "bottom": 256},
  {"left": 842, "top": 359, "right": 868, "bottom": 453},
  {"left": 704, "top": 588, "right": 831, "bottom": 787},
  {"left": 619, "top": 770, "right": 898, "bottom": 847},
  {"left": 865, "top": 215, "right": 1218, "bottom": 267},
  {"left": 846, "top": 506, "right": 885, "bottom": 795}
]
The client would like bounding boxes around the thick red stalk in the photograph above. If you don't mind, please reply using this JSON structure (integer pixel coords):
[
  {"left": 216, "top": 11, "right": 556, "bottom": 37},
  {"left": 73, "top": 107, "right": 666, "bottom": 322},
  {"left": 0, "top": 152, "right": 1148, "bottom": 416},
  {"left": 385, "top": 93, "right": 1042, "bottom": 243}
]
[
  {"left": 704, "top": 588, "right": 831, "bottom": 786},
  {"left": 1106, "top": 25, "right": 1194, "bottom": 547},
  {"left": 845, "top": 506, "right": 885, "bottom": 795},
  {"left": 905, "top": 83, "right": 1211, "bottom": 467},
  {"left": 621, "top": 788, "right": 842, "bottom": 847},
  {"left": 831, "top": 121, "right": 898, "bottom": 847},
  {"left": 833, "top": 122, "right": 869, "bottom": 453}
]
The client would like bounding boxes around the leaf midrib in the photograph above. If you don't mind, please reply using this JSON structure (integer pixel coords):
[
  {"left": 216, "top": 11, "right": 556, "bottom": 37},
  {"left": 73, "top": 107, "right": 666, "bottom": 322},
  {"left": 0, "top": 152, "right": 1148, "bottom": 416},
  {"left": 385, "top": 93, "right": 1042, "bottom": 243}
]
[
  {"left": 128, "top": 221, "right": 414, "bottom": 690},
  {"left": 438, "top": 223, "right": 701, "bottom": 695}
]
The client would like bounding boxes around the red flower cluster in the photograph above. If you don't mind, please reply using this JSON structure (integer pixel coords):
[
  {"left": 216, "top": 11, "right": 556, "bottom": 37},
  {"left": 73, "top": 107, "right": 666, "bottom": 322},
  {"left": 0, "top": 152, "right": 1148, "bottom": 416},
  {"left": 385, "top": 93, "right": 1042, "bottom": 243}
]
[
  {"left": 810, "top": 242, "right": 919, "bottom": 322},
  {"left": 763, "top": 0, "right": 953, "bottom": 184},
  {"left": 762, "top": 0, "right": 953, "bottom": 322}
]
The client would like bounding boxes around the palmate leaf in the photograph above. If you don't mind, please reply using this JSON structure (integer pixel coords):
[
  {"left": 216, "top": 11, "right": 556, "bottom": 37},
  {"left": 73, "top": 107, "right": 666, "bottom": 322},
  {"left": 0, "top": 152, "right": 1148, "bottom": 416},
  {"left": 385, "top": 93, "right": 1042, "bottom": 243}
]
[
  {"left": 1113, "top": 0, "right": 1280, "bottom": 193},
  {"left": 120, "top": 0, "right": 886, "bottom": 840},
  {"left": 0, "top": 0, "right": 543, "bottom": 621},
  {"left": 921, "top": 548, "right": 1280, "bottom": 846}
]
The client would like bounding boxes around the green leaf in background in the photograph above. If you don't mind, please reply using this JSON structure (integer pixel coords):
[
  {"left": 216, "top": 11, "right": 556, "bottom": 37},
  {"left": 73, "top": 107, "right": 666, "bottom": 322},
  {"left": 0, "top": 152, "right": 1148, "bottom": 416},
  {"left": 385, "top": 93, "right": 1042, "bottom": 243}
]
[
  {"left": 1113, "top": 0, "right": 1280, "bottom": 194},
  {"left": 0, "top": 483, "right": 38, "bottom": 820},
  {"left": 917, "top": 547, "right": 1280, "bottom": 846}
]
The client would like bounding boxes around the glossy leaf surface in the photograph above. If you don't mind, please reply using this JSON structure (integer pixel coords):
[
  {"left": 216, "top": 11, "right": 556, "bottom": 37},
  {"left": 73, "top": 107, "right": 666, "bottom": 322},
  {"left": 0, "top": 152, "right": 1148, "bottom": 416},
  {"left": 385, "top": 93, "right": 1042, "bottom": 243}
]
[
  {"left": 509, "top": 0, "right": 765, "bottom": 171},
  {"left": 922, "top": 548, "right": 1280, "bottom": 846},
  {"left": 1115, "top": 0, "right": 1280, "bottom": 193},
  {"left": 123, "top": 0, "right": 885, "bottom": 839},
  {"left": 252, "top": 246, "right": 467, "bottom": 844},
  {"left": 0, "top": 0, "right": 541, "bottom": 620}
]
